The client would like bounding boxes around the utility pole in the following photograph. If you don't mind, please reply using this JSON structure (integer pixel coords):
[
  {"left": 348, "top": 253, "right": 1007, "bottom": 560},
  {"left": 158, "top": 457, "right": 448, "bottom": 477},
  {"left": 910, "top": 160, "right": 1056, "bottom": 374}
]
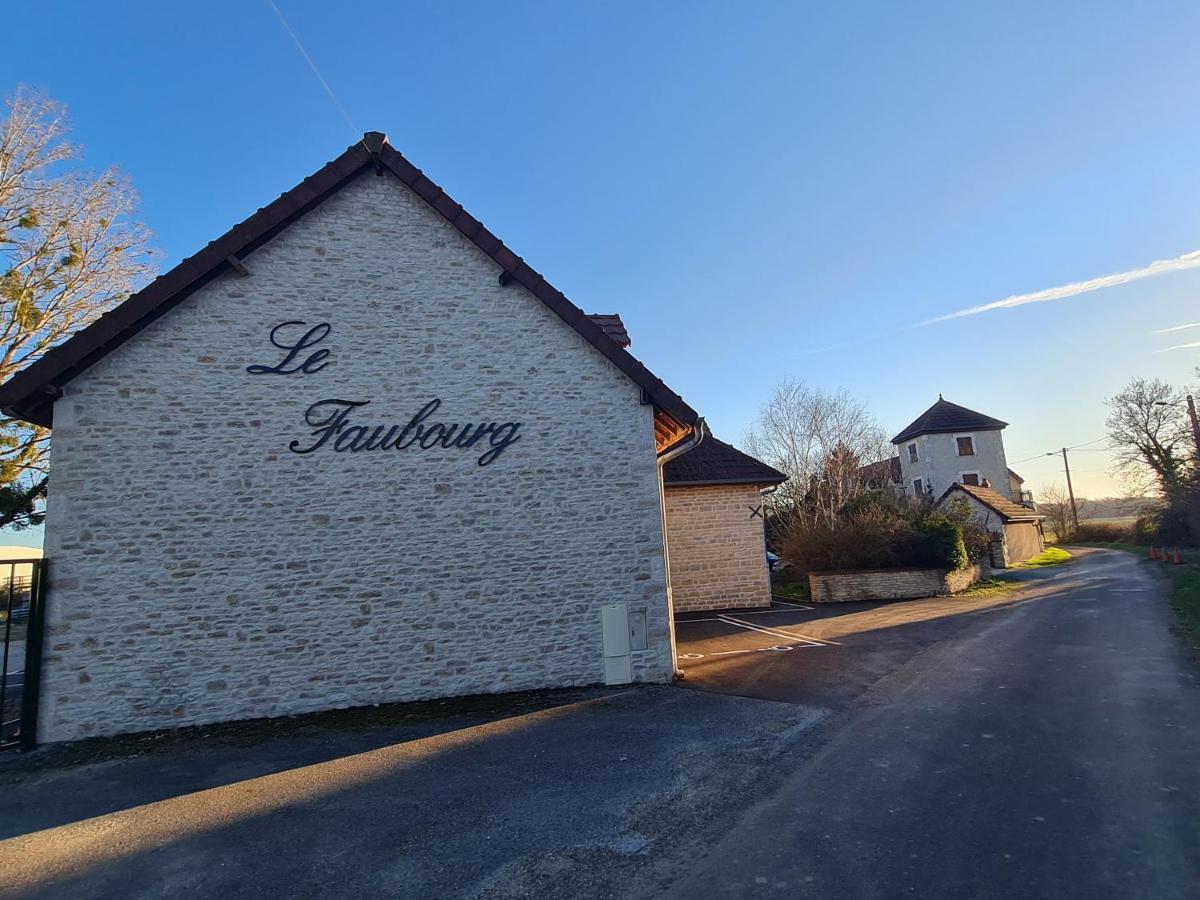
[
  {"left": 1187, "top": 395, "right": 1200, "bottom": 463},
  {"left": 1062, "top": 447, "right": 1079, "bottom": 532}
]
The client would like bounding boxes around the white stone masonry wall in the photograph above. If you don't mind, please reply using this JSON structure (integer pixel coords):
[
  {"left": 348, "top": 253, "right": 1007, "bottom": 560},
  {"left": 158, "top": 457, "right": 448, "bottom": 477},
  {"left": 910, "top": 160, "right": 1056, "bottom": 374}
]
[{"left": 40, "top": 172, "right": 673, "bottom": 742}]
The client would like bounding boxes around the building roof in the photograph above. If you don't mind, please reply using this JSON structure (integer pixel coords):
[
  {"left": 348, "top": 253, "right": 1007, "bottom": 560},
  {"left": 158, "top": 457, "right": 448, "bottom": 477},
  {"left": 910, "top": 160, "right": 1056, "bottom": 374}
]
[
  {"left": 0, "top": 133, "right": 697, "bottom": 430},
  {"left": 937, "top": 482, "right": 1044, "bottom": 522},
  {"left": 663, "top": 436, "right": 787, "bottom": 487},
  {"left": 586, "top": 314, "right": 630, "bottom": 348},
  {"left": 891, "top": 397, "right": 1008, "bottom": 445},
  {"left": 860, "top": 455, "right": 902, "bottom": 486}
]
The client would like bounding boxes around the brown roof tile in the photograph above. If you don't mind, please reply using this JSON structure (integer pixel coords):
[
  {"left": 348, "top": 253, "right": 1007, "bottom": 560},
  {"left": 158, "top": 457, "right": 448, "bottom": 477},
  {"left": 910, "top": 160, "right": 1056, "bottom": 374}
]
[
  {"left": 938, "top": 482, "right": 1043, "bottom": 522},
  {"left": 586, "top": 314, "right": 631, "bottom": 348},
  {"left": 892, "top": 397, "right": 1008, "bottom": 445},
  {"left": 0, "top": 133, "right": 698, "bottom": 430},
  {"left": 663, "top": 436, "right": 787, "bottom": 487}
]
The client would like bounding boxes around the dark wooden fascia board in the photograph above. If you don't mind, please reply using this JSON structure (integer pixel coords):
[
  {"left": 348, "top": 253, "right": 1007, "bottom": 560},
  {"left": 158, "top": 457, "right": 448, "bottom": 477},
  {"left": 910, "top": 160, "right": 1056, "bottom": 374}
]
[{"left": 663, "top": 477, "right": 788, "bottom": 488}]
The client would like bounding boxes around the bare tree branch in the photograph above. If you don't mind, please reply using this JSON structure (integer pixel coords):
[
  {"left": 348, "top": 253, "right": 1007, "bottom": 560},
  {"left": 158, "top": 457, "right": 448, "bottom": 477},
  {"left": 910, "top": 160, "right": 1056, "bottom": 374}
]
[{"left": 0, "top": 86, "right": 156, "bottom": 529}]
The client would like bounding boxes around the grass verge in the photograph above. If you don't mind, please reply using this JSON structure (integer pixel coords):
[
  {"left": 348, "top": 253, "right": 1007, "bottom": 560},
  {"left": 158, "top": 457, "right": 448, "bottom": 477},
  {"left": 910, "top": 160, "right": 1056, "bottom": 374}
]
[
  {"left": 955, "top": 577, "right": 1020, "bottom": 600},
  {"left": 1017, "top": 547, "right": 1072, "bottom": 568},
  {"left": 771, "top": 577, "right": 811, "bottom": 602},
  {"left": 1072, "top": 542, "right": 1200, "bottom": 649}
]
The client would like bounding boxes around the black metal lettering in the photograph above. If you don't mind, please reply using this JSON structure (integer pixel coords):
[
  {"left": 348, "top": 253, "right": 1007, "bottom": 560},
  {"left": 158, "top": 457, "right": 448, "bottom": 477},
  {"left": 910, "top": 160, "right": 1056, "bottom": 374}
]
[
  {"left": 289, "top": 399, "right": 369, "bottom": 454},
  {"left": 247, "top": 321, "right": 332, "bottom": 375}
]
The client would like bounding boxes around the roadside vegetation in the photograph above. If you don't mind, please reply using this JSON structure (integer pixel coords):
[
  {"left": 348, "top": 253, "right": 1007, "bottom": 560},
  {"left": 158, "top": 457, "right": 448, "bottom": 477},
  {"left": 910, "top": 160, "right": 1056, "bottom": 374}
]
[
  {"left": 770, "top": 574, "right": 811, "bottom": 603},
  {"left": 780, "top": 492, "right": 988, "bottom": 574},
  {"left": 955, "top": 577, "right": 1020, "bottom": 599},
  {"left": 1069, "top": 542, "right": 1200, "bottom": 648},
  {"left": 1018, "top": 547, "right": 1072, "bottom": 568}
]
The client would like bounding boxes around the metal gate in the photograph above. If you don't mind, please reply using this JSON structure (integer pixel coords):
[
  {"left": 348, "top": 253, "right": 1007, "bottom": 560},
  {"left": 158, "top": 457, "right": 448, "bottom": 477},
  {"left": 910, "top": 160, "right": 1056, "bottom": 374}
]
[{"left": 0, "top": 559, "right": 47, "bottom": 751}]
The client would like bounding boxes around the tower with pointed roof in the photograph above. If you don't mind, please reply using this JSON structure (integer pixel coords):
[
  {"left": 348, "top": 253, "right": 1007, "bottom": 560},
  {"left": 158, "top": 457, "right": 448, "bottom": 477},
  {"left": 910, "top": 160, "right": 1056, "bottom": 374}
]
[{"left": 891, "top": 397, "right": 1025, "bottom": 503}]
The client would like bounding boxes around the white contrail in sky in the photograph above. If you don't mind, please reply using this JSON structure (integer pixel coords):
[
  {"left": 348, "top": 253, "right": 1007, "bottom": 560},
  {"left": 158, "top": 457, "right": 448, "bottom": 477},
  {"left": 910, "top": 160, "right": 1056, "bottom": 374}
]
[
  {"left": 924, "top": 248, "right": 1200, "bottom": 324},
  {"left": 1156, "top": 340, "right": 1200, "bottom": 353},
  {"left": 1154, "top": 322, "right": 1200, "bottom": 334}
]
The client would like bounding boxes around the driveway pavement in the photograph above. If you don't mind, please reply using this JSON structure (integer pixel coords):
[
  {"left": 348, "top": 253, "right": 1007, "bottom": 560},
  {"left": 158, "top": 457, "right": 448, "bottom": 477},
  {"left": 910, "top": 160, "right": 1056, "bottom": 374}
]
[{"left": 1, "top": 548, "right": 1197, "bottom": 898}]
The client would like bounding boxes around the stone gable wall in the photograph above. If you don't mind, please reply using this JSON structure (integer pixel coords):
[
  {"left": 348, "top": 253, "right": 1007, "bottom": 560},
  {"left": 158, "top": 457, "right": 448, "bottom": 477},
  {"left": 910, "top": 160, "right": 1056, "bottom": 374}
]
[
  {"left": 664, "top": 483, "right": 771, "bottom": 612},
  {"left": 40, "top": 172, "right": 672, "bottom": 742}
]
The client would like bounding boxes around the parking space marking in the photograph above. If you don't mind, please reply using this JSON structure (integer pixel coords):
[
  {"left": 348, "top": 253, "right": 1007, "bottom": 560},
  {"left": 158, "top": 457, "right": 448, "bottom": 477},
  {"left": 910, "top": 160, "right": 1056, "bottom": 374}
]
[
  {"left": 678, "top": 643, "right": 807, "bottom": 661},
  {"left": 677, "top": 608, "right": 812, "bottom": 623},
  {"left": 770, "top": 596, "right": 814, "bottom": 610},
  {"left": 715, "top": 614, "right": 840, "bottom": 648},
  {"left": 718, "top": 614, "right": 842, "bottom": 647}
]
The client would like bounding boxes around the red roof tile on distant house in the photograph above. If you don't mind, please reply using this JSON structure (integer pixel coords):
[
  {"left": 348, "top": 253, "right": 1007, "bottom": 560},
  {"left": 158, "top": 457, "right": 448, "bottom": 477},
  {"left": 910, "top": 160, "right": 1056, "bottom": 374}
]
[{"left": 860, "top": 455, "right": 902, "bottom": 487}]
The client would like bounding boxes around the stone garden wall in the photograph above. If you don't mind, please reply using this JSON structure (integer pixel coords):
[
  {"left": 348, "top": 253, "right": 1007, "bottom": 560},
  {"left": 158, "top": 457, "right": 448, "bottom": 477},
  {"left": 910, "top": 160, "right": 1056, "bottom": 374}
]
[{"left": 808, "top": 563, "right": 985, "bottom": 603}]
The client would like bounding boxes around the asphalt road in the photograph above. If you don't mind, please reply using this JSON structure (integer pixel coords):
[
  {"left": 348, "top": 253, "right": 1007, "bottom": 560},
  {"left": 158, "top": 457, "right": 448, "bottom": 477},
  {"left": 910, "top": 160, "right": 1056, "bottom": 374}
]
[
  {"left": 1, "top": 548, "right": 1197, "bottom": 898},
  {"left": 668, "top": 548, "right": 1200, "bottom": 898}
]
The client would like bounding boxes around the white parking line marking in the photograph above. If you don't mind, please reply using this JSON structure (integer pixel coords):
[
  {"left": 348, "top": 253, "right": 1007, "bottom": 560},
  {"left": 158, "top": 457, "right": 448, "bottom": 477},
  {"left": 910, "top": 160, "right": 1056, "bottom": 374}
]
[
  {"left": 680, "top": 644, "right": 803, "bottom": 660},
  {"left": 678, "top": 607, "right": 814, "bottom": 623},
  {"left": 770, "top": 597, "right": 814, "bottom": 610},
  {"left": 718, "top": 614, "right": 837, "bottom": 647}
]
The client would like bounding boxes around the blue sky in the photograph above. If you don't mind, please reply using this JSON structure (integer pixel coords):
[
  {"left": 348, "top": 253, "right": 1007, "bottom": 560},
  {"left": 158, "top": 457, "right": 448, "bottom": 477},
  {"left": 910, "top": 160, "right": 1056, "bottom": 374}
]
[{"left": 5, "top": 0, "right": 1200, "bottom": 526}]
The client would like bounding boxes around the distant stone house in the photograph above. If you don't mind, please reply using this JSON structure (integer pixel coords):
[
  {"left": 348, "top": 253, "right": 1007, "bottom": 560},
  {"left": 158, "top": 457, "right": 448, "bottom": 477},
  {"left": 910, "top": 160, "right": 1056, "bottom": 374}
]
[
  {"left": 937, "top": 482, "right": 1045, "bottom": 567},
  {"left": 866, "top": 396, "right": 1045, "bottom": 565},
  {"left": 662, "top": 437, "right": 786, "bottom": 612}
]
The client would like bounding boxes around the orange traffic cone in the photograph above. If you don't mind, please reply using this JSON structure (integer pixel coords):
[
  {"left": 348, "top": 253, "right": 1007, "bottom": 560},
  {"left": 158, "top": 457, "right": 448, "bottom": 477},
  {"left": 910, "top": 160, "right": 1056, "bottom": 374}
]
[
  {"left": 1175, "top": 547, "right": 1183, "bottom": 565},
  {"left": 1150, "top": 546, "right": 1158, "bottom": 560}
]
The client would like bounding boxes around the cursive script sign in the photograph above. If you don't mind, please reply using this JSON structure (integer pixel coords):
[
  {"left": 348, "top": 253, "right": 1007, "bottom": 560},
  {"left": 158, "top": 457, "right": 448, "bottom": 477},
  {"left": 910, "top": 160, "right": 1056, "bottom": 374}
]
[
  {"left": 247, "top": 321, "right": 524, "bottom": 466},
  {"left": 289, "top": 398, "right": 522, "bottom": 466},
  {"left": 246, "top": 321, "right": 332, "bottom": 375}
]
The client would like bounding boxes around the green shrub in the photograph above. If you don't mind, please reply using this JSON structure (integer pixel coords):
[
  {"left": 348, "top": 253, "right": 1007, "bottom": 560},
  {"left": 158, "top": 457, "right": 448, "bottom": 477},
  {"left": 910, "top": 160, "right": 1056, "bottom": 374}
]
[
  {"left": 1131, "top": 495, "right": 1196, "bottom": 546},
  {"left": 915, "top": 514, "right": 968, "bottom": 570},
  {"left": 781, "top": 498, "right": 970, "bottom": 573},
  {"left": 1133, "top": 513, "right": 1159, "bottom": 545}
]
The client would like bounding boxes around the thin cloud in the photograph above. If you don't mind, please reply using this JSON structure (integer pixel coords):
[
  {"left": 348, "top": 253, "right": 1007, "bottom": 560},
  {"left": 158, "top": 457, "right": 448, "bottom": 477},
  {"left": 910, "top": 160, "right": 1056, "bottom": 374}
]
[
  {"left": 1156, "top": 340, "right": 1200, "bottom": 353},
  {"left": 1153, "top": 322, "right": 1200, "bottom": 334},
  {"left": 923, "top": 248, "right": 1200, "bottom": 324}
]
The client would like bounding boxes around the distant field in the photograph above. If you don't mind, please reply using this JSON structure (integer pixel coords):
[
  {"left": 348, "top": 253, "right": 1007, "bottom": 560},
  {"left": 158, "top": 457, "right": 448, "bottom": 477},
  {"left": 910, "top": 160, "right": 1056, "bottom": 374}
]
[{"left": 1046, "top": 515, "right": 1138, "bottom": 545}]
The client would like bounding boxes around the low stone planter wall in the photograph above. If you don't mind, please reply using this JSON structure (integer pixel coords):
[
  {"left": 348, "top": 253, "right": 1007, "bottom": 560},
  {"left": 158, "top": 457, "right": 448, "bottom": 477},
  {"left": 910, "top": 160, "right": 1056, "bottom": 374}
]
[{"left": 808, "top": 562, "right": 986, "bottom": 603}]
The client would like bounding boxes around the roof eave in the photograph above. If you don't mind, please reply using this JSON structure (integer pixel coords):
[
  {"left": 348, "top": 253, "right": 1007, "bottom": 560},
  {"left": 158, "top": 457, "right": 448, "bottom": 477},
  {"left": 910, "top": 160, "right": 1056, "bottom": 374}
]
[
  {"left": 664, "top": 476, "right": 788, "bottom": 488},
  {"left": 891, "top": 423, "right": 1007, "bottom": 445},
  {"left": 0, "top": 134, "right": 700, "bottom": 430}
]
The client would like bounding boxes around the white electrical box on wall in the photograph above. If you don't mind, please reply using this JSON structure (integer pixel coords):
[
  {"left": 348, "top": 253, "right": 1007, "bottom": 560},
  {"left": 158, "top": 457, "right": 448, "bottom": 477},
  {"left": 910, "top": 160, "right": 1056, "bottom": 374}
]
[{"left": 601, "top": 603, "right": 633, "bottom": 685}]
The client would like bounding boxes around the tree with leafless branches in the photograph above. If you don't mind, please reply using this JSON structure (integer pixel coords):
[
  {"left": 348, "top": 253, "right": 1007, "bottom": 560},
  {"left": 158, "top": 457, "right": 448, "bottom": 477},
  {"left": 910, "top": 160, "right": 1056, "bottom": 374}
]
[
  {"left": 1104, "top": 377, "right": 1192, "bottom": 497},
  {"left": 0, "top": 87, "right": 155, "bottom": 527},
  {"left": 745, "top": 378, "right": 893, "bottom": 529},
  {"left": 1038, "top": 481, "right": 1092, "bottom": 542}
]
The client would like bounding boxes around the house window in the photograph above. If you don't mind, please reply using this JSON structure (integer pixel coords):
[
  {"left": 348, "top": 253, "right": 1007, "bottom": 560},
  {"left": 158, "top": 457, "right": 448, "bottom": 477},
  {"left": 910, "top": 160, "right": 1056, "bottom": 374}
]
[
  {"left": 961, "top": 473, "right": 980, "bottom": 486},
  {"left": 956, "top": 435, "right": 975, "bottom": 456},
  {"left": 908, "top": 443, "right": 919, "bottom": 463},
  {"left": 913, "top": 478, "right": 924, "bottom": 496}
]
